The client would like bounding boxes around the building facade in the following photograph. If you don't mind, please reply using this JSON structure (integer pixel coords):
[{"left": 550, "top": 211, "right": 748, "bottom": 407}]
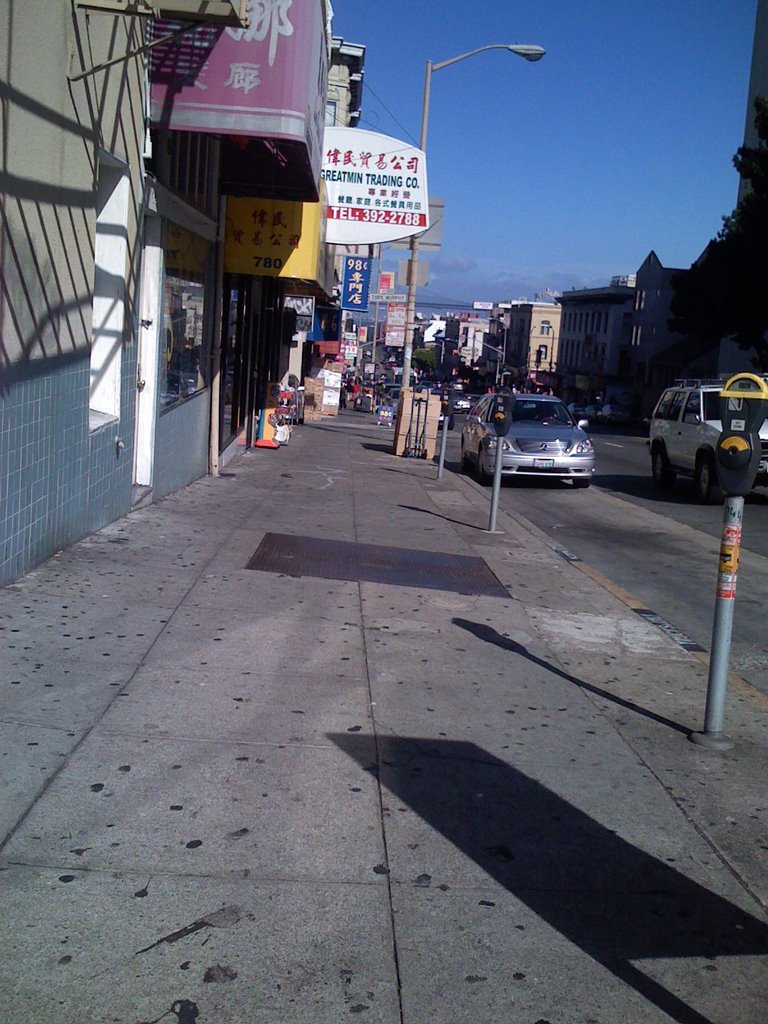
[
  {"left": 1, "top": 4, "right": 148, "bottom": 583},
  {"left": 1, "top": 1, "right": 339, "bottom": 585},
  {"left": 486, "top": 301, "right": 561, "bottom": 389},
  {"left": 556, "top": 282, "right": 635, "bottom": 407}
]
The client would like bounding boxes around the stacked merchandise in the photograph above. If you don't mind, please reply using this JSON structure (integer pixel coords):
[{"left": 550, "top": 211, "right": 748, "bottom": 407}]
[{"left": 302, "top": 362, "right": 345, "bottom": 420}]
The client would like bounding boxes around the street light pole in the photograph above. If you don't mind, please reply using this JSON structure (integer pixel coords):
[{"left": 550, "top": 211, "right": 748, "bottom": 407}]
[{"left": 402, "top": 43, "right": 545, "bottom": 390}]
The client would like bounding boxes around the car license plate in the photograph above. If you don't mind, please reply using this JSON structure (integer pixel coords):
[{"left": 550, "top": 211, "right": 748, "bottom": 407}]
[{"left": 533, "top": 458, "right": 555, "bottom": 468}]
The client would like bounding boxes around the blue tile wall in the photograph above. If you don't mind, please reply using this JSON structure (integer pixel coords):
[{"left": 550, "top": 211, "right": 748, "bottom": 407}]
[
  {"left": 0, "top": 340, "right": 137, "bottom": 585},
  {"left": 153, "top": 390, "right": 210, "bottom": 500}
]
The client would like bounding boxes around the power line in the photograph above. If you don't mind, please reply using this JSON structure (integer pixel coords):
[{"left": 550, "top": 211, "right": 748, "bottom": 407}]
[{"left": 356, "top": 80, "right": 418, "bottom": 146}]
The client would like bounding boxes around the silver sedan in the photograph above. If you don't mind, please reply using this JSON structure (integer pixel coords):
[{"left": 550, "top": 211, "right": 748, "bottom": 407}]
[{"left": 461, "top": 393, "right": 595, "bottom": 488}]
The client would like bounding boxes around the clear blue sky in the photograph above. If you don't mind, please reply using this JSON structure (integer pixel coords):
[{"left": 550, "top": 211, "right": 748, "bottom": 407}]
[{"left": 329, "top": 0, "right": 758, "bottom": 308}]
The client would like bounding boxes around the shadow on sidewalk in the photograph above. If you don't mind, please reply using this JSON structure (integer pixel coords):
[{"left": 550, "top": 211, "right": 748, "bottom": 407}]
[
  {"left": 361, "top": 442, "right": 396, "bottom": 454},
  {"left": 398, "top": 503, "right": 485, "bottom": 531},
  {"left": 330, "top": 733, "right": 768, "bottom": 1024},
  {"left": 452, "top": 617, "right": 692, "bottom": 737}
]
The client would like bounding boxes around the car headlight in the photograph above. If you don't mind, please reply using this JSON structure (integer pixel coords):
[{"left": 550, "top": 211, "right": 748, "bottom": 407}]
[
  {"left": 482, "top": 436, "right": 512, "bottom": 451},
  {"left": 572, "top": 438, "right": 594, "bottom": 454}
]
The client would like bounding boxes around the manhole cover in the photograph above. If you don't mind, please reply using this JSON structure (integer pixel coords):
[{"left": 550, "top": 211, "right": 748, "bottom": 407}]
[{"left": 246, "top": 533, "right": 508, "bottom": 597}]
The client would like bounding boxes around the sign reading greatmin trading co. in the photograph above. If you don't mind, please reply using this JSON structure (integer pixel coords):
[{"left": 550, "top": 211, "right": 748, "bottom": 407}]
[{"left": 322, "top": 127, "right": 429, "bottom": 245}]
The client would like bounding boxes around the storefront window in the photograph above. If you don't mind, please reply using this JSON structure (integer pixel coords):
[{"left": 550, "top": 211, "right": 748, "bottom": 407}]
[{"left": 160, "top": 223, "right": 210, "bottom": 408}]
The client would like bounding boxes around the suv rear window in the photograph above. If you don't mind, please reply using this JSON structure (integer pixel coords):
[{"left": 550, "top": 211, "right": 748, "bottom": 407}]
[
  {"left": 654, "top": 389, "right": 685, "bottom": 420},
  {"left": 653, "top": 391, "right": 671, "bottom": 418},
  {"left": 667, "top": 390, "right": 686, "bottom": 421}
]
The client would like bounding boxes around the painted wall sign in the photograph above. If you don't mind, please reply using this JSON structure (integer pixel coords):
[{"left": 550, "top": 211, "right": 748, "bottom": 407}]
[{"left": 224, "top": 195, "right": 331, "bottom": 295}]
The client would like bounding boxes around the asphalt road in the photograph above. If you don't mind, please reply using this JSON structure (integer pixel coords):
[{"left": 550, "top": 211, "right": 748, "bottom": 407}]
[{"left": 443, "top": 419, "right": 768, "bottom": 695}]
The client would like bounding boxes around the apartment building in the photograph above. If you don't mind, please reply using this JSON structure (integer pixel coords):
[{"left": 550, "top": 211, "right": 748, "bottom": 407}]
[
  {"left": 556, "top": 281, "right": 635, "bottom": 407},
  {"left": 494, "top": 301, "right": 562, "bottom": 388}
]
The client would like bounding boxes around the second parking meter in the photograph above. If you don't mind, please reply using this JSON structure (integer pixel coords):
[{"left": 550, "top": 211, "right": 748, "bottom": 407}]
[
  {"left": 487, "top": 390, "right": 514, "bottom": 532},
  {"left": 491, "top": 389, "right": 515, "bottom": 437},
  {"left": 715, "top": 373, "right": 768, "bottom": 496}
]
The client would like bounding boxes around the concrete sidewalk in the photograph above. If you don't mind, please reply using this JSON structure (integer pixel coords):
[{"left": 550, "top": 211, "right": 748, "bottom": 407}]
[{"left": 1, "top": 414, "right": 767, "bottom": 1024}]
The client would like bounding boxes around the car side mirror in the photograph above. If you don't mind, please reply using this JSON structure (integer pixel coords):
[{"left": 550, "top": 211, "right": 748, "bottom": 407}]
[{"left": 578, "top": 418, "right": 589, "bottom": 430}]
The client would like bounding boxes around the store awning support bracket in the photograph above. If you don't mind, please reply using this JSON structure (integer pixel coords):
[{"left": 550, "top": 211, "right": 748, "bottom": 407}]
[{"left": 69, "top": 1, "right": 248, "bottom": 82}]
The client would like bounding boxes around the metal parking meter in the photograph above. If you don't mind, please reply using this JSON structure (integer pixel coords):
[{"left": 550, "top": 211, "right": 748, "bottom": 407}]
[
  {"left": 692, "top": 372, "right": 768, "bottom": 751},
  {"left": 715, "top": 373, "right": 768, "bottom": 496},
  {"left": 491, "top": 390, "right": 515, "bottom": 438},
  {"left": 436, "top": 387, "right": 454, "bottom": 479},
  {"left": 487, "top": 390, "right": 514, "bottom": 532}
]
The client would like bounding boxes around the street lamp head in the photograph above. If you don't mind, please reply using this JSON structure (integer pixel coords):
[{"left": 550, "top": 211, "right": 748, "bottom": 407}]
[{"left": 507, "top": 44, "right": 546, "bottom": 62}]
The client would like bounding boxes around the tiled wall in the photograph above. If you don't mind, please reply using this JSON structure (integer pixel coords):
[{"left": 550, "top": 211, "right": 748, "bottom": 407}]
[
  {"left": 0, "top": 337, "right": 212, "bottom": 585},
  {"left": 0, "top": 344, "right": 136, "bottom": 585},
  {"left": 153, "top": 391, "right": 210, "bottom": 501}
]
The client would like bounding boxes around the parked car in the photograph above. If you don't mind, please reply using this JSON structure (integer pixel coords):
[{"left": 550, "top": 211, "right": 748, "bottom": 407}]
[
  {"left": 567, "top": 401, "right": 587, "bottom": 419},
  {"left": 648, "top": 378, "right": 768, "bottom": 501},
  {"left": 450, "top": 391, "right": 472, "bottom": 413},
  {"left": 461, "top": 393, "right": 594, "bottom": 487},
  {"left": 431, "top": 389, "right": 455, "bottom": 430},
  {"left": 596, "top": 403, "right": 633, "bottom": 426},
  {"left": 582, "top": 404, "right": 600, "bottom": 422}
]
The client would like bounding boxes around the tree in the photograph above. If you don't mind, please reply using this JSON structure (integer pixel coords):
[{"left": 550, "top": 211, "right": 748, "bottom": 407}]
[
  {"left": 412, "top": 348, "right": 435, "bottom": 374},
  {"left": 669, "top": 97, "right": 768, "bottom": 369}
]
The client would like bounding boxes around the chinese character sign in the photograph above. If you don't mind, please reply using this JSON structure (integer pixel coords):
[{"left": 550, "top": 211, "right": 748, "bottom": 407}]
[
  {"left": 150, "top": 2, "right": 328, "bottom": 186},
  {"left": 341, "top": 256, "right": 372, "bottom": 310},
  {"left": 224, "top": 197, "right": 304, "bottom": 276},
  {"left": 322, "top": 127, "right": 429, "bottom": 245}
]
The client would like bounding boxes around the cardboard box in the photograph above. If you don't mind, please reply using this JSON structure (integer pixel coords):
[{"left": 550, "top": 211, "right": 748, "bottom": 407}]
[
  {"left": 302, "top": 370, "right": 344, "bottom": 417},
  {"left": 393, "top": 388, "right": 442, "bottom": 458},
  {"left": 320, "top": 362, "right": 343, "bottom": 415},
  {"left": 302, "top": 377, "right": 325, "bottom": 420}
]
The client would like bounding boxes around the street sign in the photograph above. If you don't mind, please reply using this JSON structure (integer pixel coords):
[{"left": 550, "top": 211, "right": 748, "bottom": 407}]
[
  {"left": 341, "top": 256, "right": 372, "bottom": 310},
  {"left": 369, "top": 292, "right": 407, "bottom": 304}
]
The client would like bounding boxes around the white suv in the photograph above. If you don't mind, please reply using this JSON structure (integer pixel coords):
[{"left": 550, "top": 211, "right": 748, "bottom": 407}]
[{"left": 649, "top": 379, "right": 768, "bottom": 501}]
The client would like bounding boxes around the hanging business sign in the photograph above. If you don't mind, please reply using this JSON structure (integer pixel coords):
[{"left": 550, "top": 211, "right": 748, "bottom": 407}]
[
  {"left": 150, "top": 4, "right": 327, "bottom": 198},
  {"left": 285, "top": 294, "right": 315, "bottom": 334},
  {"left": 321, "top": 127, "right": 429, "bottom": 244},
  {"left": 385, "top": 302, "right": 407, "bottom": 348},
  {"left": 340, "top": 255, "right": 372, "bottom": 310}
]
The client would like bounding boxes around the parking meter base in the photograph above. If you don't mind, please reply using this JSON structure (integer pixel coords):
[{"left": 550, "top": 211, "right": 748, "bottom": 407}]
[{"left": 689, "top": 730, "right": 735, "bottom": 752}]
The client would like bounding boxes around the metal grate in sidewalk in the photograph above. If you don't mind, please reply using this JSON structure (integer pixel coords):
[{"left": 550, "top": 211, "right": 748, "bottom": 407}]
[{"left": 246, "top": 532, "right": 509, "bottom": 597}]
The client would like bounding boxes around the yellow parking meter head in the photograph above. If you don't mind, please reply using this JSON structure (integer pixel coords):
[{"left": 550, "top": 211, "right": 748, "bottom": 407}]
[
  {"left": 720, "top": 372, "right": 768, "bottom": 397},
  {"left": 716, "top": 373, "right": 768, "bottom": 495},
  {"left": 719, "top": 373, "right": 768, "bottom": 431},
  {"left": 492, "top": 393, "right": 515, "bottom": 437}
]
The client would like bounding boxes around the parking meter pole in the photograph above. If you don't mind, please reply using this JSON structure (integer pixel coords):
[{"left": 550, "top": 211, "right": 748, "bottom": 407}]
[
  {"left": 486, "top": 390, "right": 514, "bottom": 533},
  {"left": 436, "top": 408, "right": 449, "bottom": 479},
  {"left": 487, "top": 441, "right": 504, "bottom": 532},
  {"left": 690, "top": 495, "right": 743, "bottom": 752},
  {"left": 689, "top": 373, "right": 768, "bottom": 751}
]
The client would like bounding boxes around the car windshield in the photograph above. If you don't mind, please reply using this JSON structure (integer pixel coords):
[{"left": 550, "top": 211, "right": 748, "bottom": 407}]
[{"left": 511, "top": 399, "right": 572, "bottom": 424}]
